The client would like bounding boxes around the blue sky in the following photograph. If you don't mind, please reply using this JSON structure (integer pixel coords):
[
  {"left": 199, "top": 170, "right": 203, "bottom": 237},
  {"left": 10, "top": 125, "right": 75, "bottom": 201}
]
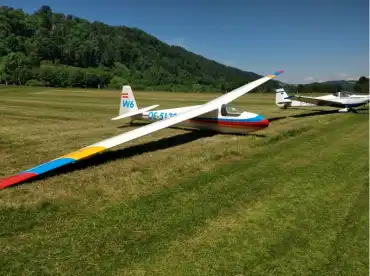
[{"left": 3, "top": 0, "right": 369, "bottom": 84}]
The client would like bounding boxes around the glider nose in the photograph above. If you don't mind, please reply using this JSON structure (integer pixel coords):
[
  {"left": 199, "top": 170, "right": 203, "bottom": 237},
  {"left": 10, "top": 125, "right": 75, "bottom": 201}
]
[
  {"left": 252, "top": 114, "right": 269, "bottom": 129},
  {"left": 259, "top": 117, "right": 270, "bottom": 128}
]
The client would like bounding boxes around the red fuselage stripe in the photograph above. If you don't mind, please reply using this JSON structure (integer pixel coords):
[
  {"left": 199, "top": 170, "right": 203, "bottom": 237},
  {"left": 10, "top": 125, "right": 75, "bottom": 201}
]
[{"left": 188, "top": 118, "right": 268, "bottom": 128}]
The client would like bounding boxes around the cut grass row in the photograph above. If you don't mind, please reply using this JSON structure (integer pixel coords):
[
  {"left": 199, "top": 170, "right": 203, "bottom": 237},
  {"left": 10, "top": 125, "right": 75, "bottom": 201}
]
[{"left": 0, "top": 87, "right": 368, "bottom": 275}]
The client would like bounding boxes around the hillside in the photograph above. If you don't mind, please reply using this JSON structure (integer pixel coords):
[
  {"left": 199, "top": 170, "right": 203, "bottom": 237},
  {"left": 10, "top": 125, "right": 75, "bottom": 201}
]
[
  {"left": 0, "top": 5, "right": 281, "bottom": 92},
  {"left": 318, "top": 80, "right": 356, "bottom": 91},
  {"left": 292, "top": 77, "right": 369, "bottom": 94}
]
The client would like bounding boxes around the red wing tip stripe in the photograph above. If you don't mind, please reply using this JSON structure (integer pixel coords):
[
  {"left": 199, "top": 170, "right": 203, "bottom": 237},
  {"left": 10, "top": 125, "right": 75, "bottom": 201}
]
[
  {"left": 0, "top": 172, "right": 38, "bottom": 189},
  {"left": 274, "top": 70, "right": 284, "bottom": 75}
]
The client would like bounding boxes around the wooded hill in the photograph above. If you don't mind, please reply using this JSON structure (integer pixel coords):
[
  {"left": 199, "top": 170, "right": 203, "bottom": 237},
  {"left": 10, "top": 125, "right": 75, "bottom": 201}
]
[
  {"left": 295, "top": 77, "right": 369, "bottom": 94},
  {"left": 0, "top": 5, "right": 283, "bottom": 92}
]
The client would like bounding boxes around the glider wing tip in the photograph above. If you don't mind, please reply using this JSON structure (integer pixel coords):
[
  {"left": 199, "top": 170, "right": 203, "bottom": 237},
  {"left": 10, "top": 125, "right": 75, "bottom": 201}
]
[
  {"left": 268, "top": 70, "right": 284, "bottom": 78},
  {"left": 274, "top": 69, "right": 284, "bottom": 76},
  {"left": 0, "top": 172, "right": 37, "bottom": 190}
]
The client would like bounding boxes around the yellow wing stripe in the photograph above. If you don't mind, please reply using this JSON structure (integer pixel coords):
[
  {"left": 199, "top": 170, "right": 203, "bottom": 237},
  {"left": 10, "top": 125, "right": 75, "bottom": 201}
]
[{"left": 62, "top": 146, "right": 106, "bottom": 160}]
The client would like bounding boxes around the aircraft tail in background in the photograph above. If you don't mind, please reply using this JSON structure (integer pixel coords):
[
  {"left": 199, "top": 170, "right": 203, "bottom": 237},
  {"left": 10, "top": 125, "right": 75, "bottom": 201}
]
[
  {"left": 275, "top": 88, "right": 292, "bottom": 109},
  {"left": 275, "top": 88, "right": 316, "bottom": 108}
]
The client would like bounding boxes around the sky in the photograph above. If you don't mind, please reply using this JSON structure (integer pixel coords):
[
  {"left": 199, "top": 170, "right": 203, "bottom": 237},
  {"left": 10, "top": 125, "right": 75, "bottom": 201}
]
[{"left": 3, "top": 0, "right": 369, "bottom": 84}]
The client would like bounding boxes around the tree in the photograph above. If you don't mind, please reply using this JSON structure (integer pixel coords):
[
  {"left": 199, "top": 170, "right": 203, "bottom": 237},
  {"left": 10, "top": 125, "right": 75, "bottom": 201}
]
[
  {"left": 0, "top": 5, "right": 283, "bottom": 91},
  {"left": 108, "top": 76, "right": 128, "bottom": 89},
  {"left": 192, "top": 83, "right": 202, "bottom": 93},
  {"left": 2, "top": 52, "right": 31, "bottom": 84},
  {"left": 297, "top": 84, "right": 304, "bottom": 93},
  {"left": 354, "top": 76, "right": 369, "bottom": 93}
]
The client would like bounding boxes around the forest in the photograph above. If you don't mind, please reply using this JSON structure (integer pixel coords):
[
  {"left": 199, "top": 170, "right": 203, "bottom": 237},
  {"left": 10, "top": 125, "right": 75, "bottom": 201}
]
[
  {"left": 296, "top": 78, "right": 369, "bottom": 94},
  {"left": 0, "top": 5, "right": 368, "bottom": 94},
  {"left": 0, "top": 5, "right": 282, "bottom": 92}
]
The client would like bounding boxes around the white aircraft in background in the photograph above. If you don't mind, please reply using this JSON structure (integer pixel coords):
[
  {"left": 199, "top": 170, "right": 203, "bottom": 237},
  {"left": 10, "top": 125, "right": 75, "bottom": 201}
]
[
  {"left": 0, "top": 70, "right": 284, "bottom": 189},
  {"left": 275, "top": 88, "right": 369, "bottom": 112}
]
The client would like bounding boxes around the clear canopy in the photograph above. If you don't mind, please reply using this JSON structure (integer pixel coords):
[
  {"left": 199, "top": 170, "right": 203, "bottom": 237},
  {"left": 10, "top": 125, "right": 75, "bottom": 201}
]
[
  {"left": 221, "top": 104, "right": 243, "bottom": 116},
  {"left": 341, "top": 91, "right": 353, "bottom": 97},
  {"left": 333, "top": 91, "right": 353, "bottom": 98}
]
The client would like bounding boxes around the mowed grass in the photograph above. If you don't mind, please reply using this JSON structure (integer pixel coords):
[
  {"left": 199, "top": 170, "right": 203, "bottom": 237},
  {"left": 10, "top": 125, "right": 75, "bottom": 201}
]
[{"left": 0, "top": 86, "right": 368, "bottom": 276}]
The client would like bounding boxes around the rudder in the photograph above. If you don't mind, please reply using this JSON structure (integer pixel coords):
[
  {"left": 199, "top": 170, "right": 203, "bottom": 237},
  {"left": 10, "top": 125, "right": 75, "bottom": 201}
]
[
  {"left": 119, "top": 86, "right": 138, "bottom": 115},
  {"left": 275, "top": 88, "right": 291, "bottom": 109}
]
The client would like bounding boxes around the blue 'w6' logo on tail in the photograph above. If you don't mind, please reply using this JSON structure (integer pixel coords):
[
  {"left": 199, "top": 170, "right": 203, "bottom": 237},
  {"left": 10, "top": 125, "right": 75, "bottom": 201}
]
[{"left": 122, "top": 100, "right": 135, "bottom": 109}]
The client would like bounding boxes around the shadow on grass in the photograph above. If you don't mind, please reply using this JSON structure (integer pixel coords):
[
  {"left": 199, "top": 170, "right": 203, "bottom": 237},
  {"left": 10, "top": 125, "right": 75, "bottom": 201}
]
[
  {"left": 20, "top": 130, "right": 217, "bottom": 185},
  {"left": 268, "top": 108, "right": 361, "bottom": 122},
  {"left": 9, "top": 127, "right": 267, "bottom": 188},
  {"left": 116, "top": 121, "right": 147, "bottom": 129},
  {"left": 116, "top": 121, "right": 267, "bottom": 137}
]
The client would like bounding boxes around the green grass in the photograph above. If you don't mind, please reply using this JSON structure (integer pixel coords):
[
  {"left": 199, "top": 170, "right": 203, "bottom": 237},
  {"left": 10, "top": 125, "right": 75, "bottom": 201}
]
[{"left": 0, "top": 86, "right": 368, "bottom": 276}]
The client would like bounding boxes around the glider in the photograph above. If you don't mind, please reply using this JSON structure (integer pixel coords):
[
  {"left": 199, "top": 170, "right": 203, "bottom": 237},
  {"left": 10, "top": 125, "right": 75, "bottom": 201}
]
[
  {"left": 0, "top": 70, "right": 284, "bottom": 190},
  {"left": 111, "top": 86, "right": 269, "bottom": 134},
  {"left": 275, "top": 88, "right": 369, "bottom": 112}
]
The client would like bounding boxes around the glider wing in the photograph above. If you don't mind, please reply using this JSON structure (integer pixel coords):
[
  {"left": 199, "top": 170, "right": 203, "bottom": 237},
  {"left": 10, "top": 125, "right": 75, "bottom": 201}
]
[
  {"left": 0, "top": 70, "right": 283, "bottom": 189},
  {"left": 286, "top": 95, "right": 344, "bottom": 107}
]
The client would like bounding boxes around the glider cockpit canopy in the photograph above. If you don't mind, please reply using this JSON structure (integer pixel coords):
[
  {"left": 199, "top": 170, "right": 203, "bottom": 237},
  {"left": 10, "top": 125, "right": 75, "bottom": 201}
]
[
  {"left": 332, "top": 91, "right": 353, "bottom": 98},
  {"left": 221, "top": 104, "right": 243, "bottom": 117}
]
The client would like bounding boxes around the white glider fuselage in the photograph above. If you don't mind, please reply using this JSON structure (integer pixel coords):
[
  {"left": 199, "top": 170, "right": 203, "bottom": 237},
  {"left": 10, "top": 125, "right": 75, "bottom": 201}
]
[
  {"left": 113, "top": 86, "right": 270, "bottom": 134},
  {"left": 311, "top": 93, "right": 370, "bottom": 106},
  {"left": 275, "top": 88, "right": 370, "bottom": 111},
  {"left": 134, "top": 105, "right": 269, "bottom": 134}
]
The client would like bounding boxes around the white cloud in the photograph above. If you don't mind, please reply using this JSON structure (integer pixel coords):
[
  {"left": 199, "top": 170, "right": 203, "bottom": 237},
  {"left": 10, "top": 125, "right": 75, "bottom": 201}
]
[
  {"left": 304, "top": 76, "right": 315, "bottom": 82},
  {"left": 338, "top": 73, "right": 349, "bottom": 78}
]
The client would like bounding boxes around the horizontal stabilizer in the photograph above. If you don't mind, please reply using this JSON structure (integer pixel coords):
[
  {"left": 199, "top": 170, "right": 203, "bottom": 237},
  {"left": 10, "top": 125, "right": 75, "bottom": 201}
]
[{"left": 111, "top": 104, "right": 159, "bottom": 121}]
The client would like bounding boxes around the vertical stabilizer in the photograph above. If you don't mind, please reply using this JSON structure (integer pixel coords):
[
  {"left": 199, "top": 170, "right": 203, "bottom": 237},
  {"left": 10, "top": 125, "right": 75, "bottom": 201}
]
[
  {"left": 119, "top": 86, "right": 138, "bottom": 115},
  {"left": 275, "top": 88, "right": 291, "bottom": 108}
]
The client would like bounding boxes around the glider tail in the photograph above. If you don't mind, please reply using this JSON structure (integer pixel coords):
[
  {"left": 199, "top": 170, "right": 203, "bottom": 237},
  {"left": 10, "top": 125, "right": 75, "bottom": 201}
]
[
  {"left": 111, "top": 86, "right": 159, "bottom": 121},
  {"left": 119, "top": 85, "right": 138, "bottom": 115},
  {"left": 275, "top": 88, "right": 292, "bottom": 109}
]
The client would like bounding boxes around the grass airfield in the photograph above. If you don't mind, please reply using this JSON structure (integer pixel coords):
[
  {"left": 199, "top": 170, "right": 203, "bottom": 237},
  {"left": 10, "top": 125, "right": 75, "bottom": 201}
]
[{"left": 0, "top": 86, "right": 368, "bottom": 276}]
